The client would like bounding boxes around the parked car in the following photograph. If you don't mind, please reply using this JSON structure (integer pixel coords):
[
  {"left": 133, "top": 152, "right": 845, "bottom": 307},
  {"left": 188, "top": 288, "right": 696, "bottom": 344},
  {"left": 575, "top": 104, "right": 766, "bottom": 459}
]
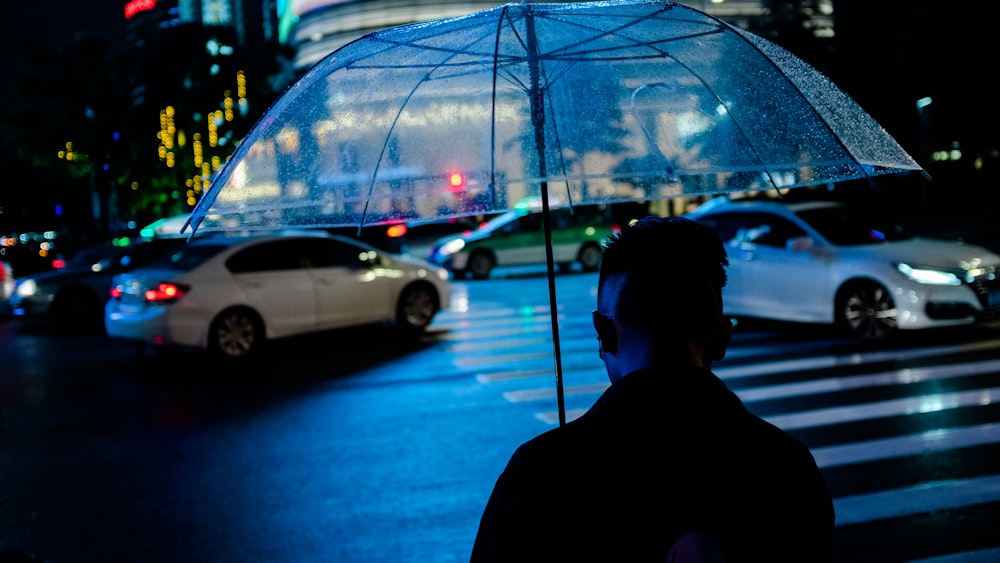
[
  {"left": 685, "top": 197, "right": 1000, "bottom": 340},
  {"left": 428, "top": 201, "right": 623, "bottom": 279},
  {"left": 7, "top": 237, "right": 189, "bottom": 329},
  {"left": 105, "top": 230, "right": 451, "bottom": 359}
]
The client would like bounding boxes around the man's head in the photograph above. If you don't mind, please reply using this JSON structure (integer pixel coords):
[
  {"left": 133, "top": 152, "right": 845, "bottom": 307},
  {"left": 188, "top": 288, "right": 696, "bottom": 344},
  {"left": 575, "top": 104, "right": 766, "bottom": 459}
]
[{"left": 593, "top": 215, "right": 732, "bottom": 379}]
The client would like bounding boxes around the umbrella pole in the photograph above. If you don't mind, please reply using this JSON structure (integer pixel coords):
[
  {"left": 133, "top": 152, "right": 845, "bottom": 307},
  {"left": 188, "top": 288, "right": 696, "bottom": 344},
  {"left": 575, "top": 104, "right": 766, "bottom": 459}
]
[
  {"left": 525, "top": 7, "right": 567, "bottom": 427},
  {"left": 539, "top": 182, "right": 566, "bottom": 427}
]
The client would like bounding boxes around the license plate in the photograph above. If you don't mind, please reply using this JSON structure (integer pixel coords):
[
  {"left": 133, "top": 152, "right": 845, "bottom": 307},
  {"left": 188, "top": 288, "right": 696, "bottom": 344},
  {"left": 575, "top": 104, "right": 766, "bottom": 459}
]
[{"left": 119, "top": 302, "right": 145, "bottom": 315}]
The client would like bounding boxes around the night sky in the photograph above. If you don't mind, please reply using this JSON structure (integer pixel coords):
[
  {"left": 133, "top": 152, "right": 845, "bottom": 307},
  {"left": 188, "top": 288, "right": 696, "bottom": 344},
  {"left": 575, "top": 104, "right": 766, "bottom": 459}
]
[
  {"left": 5, "top": 1, "right": 127, "bottom": 49},
  {"left": 1, "top": 1, "right": 128, "bottom": 106}
]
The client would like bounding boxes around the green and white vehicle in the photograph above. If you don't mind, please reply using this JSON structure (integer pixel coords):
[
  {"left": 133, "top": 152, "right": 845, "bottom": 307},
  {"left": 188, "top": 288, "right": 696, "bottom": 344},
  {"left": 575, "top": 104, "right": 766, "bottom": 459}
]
[{"left": 427, "top": 201, "right": 621, "bottom": 280}]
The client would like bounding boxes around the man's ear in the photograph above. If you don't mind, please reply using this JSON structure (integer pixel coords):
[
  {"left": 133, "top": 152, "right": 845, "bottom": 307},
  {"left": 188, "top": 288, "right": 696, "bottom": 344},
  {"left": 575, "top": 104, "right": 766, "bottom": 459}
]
[
  {"left": 592, "top": 310, "right": 618, "bottom": 354},
  {"left": 709, "top": 317, "right": 734, "bottom": 361}
]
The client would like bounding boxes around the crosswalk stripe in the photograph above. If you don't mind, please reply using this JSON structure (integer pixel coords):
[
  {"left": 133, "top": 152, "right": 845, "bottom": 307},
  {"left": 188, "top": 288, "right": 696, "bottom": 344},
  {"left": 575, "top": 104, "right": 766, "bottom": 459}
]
[
  {"left": 811, "top": 422, "right": 1000, "bottom": 468},
  {"left": 833, "top": 474, "right": 1000, "bottom": 526},
  {"left": 716, "top": 338, "right": 1000, "bottom": 380},
  {"left": 765, "top": 387, "right": 1000, "bottom": 431},
  {"left": 457, "top": 350, "right": 556, "bottom": 367},
  {"left": 499, "top": 359, "right": 1000, "bottom": 405},
  {"left": 537, "top": 386, "right": 1000, "bottom": 428},
  {"left": 736, "top": 358, "right": 1000, "bottom": 402},
  {"left": 907, "top": 547, "right": 1000, "bottom": 563},
  {"left": 503, "top": 381, "right": 608, "bottom": 402},
  {"left": 450, "top": 336, "right": 550, "bottom": 353}
]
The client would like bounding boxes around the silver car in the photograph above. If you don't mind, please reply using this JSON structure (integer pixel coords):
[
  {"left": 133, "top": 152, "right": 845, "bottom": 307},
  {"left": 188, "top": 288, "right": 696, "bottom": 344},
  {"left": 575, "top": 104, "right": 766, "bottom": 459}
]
[{"left": 686, "top": 198, "right": 1000, "bottom": 340}]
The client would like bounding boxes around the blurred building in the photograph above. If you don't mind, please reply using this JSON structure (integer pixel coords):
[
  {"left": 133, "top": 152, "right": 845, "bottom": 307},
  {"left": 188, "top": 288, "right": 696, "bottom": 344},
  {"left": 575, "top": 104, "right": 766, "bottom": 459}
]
[
  {"left": 283, "top": 1, "right": 788, "bottom": 74},
  {"left": 124, "top": 0, "right": 279, "bottom": 46},
  {"left": 119, "top": 0, "right": 837, "bottom": 94}
]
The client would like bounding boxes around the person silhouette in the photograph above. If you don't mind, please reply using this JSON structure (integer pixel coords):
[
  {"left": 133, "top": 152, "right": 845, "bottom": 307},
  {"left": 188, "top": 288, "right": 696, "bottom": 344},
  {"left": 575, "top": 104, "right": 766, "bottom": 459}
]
[{"left": 471, "top": 216, "right": 834, "bottom": 562}]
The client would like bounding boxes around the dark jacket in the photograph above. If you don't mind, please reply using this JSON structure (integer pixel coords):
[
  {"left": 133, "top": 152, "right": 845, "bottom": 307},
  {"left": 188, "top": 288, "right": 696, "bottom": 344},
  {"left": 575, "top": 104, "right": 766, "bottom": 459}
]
[{"left": 470, "top": 367, "right": 834, "bottom": 562}]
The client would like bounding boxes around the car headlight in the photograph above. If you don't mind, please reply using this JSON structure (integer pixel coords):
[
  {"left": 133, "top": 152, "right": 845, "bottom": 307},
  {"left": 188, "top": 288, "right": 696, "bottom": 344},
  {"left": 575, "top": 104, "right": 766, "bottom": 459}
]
[
  {"left": 439, "top": 238, "right": 466, "bottom": 256},
  {"left": 15, "top": 279, "right": 38, "bottom": 297},
  {"left": 896, "top": 262, "right": 961, "bottom": 286}
]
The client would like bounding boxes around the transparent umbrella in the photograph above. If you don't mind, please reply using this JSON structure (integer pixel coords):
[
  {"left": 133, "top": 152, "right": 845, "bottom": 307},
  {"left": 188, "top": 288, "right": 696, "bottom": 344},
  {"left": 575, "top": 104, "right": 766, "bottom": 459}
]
[{"left": 186, "top": 0, "right": 924, "bottom": 424}]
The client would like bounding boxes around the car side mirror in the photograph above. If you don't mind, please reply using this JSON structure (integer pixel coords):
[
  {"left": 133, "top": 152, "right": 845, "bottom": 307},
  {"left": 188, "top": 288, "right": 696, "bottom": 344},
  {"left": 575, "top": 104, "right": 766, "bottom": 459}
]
[{"left": 786, "top": 236, "right": 815, "bottom": 252}]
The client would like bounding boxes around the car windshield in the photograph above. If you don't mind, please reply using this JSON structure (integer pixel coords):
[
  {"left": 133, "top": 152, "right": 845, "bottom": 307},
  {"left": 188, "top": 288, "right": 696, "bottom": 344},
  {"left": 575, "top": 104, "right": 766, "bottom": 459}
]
[
  {"left": 796, "top": 205, "right": 913, "bottom": 246},
  {"left": 65, "top": 243, "right": 118, "bottom": 269},
  {"left": 144, "top": 242, "right": 230, "bottom": 270},
  {"left": 480, "top": 210, "right": 522, "bottom": 232}
]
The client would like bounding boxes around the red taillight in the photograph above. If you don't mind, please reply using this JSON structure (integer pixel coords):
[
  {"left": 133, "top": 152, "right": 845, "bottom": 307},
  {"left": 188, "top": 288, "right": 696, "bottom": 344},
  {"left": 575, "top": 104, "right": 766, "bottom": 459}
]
[
  {"left": 51, "top": 258, "right": 66, "bottom": 269},
  {"left": 144, "top": 282, "right": 187, "bottom": 303},
  {"left": 109, "top": 286, "right": 122, "bottom": 299},
  {"left": 386, "top": 223, "right": 407, "bottom": 238}
]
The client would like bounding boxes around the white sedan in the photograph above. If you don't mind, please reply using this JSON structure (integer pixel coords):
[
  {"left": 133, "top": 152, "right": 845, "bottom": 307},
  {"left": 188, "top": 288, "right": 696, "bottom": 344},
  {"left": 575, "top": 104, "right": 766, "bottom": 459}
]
[
  {"left": 105, "top": 230, "right": 451, "bottom": 358},
  {"left": 686, "top": 198, "right": 1000, "bottom": 340}
]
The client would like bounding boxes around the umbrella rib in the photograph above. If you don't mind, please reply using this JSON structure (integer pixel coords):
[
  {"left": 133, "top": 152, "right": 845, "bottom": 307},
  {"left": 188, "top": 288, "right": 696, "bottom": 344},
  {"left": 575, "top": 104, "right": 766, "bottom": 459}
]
[
  {"left": 488, "top": 5, "right": 506, "bottom": 208},
  {"left": 496, "top": 5, "right": 532, "bottom": 92},
  {"left": 542, "top": 85, "right": 575, "bottom": 209},
  {"left": 530, "top": 7, "right": 725, "bottom": 62}
]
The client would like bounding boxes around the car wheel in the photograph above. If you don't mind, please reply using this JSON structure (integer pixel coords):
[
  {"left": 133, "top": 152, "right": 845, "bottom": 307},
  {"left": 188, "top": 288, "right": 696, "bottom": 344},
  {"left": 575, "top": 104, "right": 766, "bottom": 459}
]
[
  {"left": 208, "top": 307, "right": 265, "bottom": 359},
  {"left": 51, "top": 287, "right": 104, "bottom": 330},
  {"left": 836, "top": 280, "right": 898, "bottom": 341},
  {"left": 577, "top": 243, "right": 602, "bottom": 272},
  {"left": 468, "top": 251, "right": 496, "bottom": 280},
  {"left": 396, "top": 283, "right": 439, "bottom": 332}
]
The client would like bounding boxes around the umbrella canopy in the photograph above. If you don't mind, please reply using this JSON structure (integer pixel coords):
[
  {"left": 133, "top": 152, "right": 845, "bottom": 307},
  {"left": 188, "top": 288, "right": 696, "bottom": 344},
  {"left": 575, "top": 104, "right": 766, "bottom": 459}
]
[
  {"left": 185, "top": 0, "right": 923, "bottom": 425},
  {"left": 186, "top": 0, "right": 921, "bottom": 234}
]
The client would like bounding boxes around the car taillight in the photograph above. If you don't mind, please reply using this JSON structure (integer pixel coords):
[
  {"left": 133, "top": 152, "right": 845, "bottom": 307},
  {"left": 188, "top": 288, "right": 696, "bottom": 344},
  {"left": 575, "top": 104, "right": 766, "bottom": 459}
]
[
  {"left": 109, "top": 286, "right": 122, "bottom": 299},
  {"left": 144, "top": 282, "right": 187, "bottom": 303}
]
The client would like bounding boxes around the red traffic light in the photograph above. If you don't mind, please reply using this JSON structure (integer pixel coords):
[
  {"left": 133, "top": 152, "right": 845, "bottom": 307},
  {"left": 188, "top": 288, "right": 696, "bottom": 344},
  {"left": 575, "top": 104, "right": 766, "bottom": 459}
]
[{"left": 447, "top": 171, "right": 466, "bottom": 191}]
